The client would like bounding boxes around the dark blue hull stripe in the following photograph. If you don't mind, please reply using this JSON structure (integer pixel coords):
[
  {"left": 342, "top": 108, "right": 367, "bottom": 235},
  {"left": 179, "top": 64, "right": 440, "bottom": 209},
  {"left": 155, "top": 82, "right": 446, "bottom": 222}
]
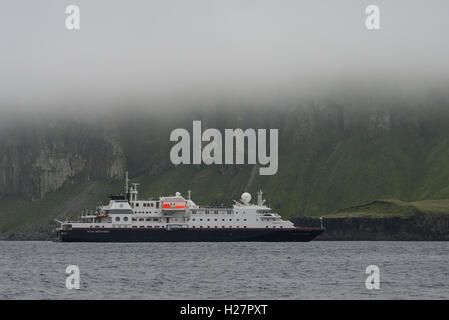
[{"left": 57, "top": 228, "right": 324, "bottom": 242}]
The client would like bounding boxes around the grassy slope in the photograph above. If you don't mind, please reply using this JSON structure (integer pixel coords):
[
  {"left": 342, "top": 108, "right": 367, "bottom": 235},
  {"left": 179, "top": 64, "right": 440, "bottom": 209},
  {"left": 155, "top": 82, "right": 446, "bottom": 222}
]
[
  {"left": 324, "top": 199, "right": 449, "bottom": 218},
  {"left": 0, "top": 179, "right": 121, "bottom": 237},
  {"left": 134, "top": 165, "right": 253, "bottom": 206}
]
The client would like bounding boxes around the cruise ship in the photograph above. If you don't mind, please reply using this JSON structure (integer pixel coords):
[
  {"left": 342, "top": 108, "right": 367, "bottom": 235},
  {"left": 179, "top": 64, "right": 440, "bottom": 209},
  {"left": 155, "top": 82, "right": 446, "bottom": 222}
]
[{"left": 55, "top": 173, "right": 324, "bottom": 242}]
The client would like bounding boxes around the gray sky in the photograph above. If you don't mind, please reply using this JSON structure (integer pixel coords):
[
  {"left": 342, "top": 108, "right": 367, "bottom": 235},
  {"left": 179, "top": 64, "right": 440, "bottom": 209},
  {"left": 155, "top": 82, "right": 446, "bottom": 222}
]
[{"left": 1, "top": 0, "right": 449, "bottom": 114}]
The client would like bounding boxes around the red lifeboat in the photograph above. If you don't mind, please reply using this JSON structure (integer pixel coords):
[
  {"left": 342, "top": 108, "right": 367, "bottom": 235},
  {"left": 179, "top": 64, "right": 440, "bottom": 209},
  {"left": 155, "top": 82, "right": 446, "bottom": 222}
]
[{"left": 96, "top": 210, "right": 109, "bottom": 219}]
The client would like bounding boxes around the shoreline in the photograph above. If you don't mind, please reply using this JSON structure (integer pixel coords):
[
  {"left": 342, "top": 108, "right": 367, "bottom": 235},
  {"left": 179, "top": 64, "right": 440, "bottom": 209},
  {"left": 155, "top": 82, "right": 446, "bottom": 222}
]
[{"left": 292, "top": 214, "right": 449, "bottom": 241}]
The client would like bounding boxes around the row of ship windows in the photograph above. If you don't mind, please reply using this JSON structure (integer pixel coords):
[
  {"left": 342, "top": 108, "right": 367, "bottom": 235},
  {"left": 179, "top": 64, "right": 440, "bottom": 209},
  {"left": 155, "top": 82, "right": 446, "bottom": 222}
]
[
  {"left": 134, "top": 203, "right": 158, "bottom": 208},
  {"left": 114, "top": 217, "right": 161, "bottom": 222},
  {"left": 191, "top": 218, "right": 246, "bottom": 222},
  {"left": 134, "top": 211, "right": 157, "bottom": 214},
  {"left": 113, "top": 217, "right": 268, "bottom": 223},
  {"left": 191, "top": 226, "right": 284, "bottom": 229},
  {"left": 131, "top": 210, "right": 249, "bottom": 215},
  {"left": 89, "top": 225, "right": 165, "bottom": 228},
  {"left": 90, "top": 225, "right": 283, "bottom": 229},
  {"left": 191, "top": 210, "right": 245, "bottom": 215}
]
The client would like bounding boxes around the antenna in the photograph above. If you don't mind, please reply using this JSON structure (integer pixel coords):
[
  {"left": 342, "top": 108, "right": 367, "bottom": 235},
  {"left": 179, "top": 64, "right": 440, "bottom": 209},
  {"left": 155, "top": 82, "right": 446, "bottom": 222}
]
[
  {"left": 188, "top": 190, "right": 191, "bottom": 200},
  {"left": 125, "top": 171, "right": 129, "bottom": 194},
  {"left": 257, "top": 189, "right": 265, "bottom": 206},
  {"left": 131, "top": 183, "right": 140, "bottom": 202}
]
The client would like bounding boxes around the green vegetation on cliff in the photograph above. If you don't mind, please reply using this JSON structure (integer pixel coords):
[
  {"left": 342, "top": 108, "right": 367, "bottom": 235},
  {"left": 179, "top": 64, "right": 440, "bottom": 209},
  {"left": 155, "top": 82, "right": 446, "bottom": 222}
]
[{"left": 325, "top": 199, "right": 449, "bottom": 218}]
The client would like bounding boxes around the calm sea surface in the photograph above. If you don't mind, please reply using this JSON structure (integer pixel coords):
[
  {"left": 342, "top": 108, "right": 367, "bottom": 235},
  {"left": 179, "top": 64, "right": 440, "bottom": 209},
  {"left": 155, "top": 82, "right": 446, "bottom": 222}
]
[{"left": 0, "top": 241, "right": 447, "bottom": 299}]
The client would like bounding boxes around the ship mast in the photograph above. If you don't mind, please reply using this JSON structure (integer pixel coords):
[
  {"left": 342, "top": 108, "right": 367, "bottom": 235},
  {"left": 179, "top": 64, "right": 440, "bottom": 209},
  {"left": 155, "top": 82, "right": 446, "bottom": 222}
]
[
  {"left": 257, "top": 189, "right": 265, "bottom": 206},
  {"left": 125, "top": 171, "right": 129, "bottom": 194},
  {"left": 130, "top": 183, "right": 139, "bottom": 202}
]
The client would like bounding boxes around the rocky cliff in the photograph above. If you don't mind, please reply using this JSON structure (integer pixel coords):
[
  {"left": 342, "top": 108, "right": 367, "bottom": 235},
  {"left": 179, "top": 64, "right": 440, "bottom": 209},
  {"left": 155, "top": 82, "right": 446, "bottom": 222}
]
[{"left": 0, "top": 120, "right": 126, "bottom": 200}]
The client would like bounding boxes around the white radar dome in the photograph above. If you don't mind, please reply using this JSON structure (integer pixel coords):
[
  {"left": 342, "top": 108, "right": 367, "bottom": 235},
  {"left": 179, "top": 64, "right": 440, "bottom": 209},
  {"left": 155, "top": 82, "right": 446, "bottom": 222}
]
[
  {"left": 175, "top": 192, "right": 181, "bottom": 196},
  {"left": 241, "top": 192, "right": 251, "bottom": 204}
]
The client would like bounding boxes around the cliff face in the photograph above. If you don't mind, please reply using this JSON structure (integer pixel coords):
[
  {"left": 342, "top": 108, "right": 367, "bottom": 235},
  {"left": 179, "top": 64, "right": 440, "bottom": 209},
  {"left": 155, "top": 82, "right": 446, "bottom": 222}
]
[{"left": 0, "top": 120, "right": 126, "bottom": 200}]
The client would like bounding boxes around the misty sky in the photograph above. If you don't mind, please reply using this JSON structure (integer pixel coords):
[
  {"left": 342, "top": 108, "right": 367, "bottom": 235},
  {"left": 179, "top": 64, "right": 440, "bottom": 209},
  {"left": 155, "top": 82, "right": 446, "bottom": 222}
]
[{"left": 1, "top": 0, "right": 449, "bottom": 113}]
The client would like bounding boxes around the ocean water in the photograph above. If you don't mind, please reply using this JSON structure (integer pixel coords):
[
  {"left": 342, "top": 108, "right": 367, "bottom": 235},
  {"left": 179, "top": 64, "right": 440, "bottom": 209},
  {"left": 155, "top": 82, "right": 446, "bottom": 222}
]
[{"left": 0, "top": 241, "right": 447, "bottom": 299}]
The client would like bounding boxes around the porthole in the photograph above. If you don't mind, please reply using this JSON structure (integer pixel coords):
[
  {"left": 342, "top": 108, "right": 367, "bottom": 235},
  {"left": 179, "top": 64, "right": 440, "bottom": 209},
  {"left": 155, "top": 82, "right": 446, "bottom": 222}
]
[
  {"left": 115, "top": 217, "right": 120, "bottom": 222},
  {"left": 123, "top": 217, "right": 128, "bottom": 222}
]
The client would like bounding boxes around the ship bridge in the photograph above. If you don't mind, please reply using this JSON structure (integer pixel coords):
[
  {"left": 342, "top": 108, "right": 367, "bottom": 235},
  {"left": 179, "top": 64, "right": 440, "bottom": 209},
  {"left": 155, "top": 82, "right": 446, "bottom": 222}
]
[{"left": 106, "top": 200, "right": 134, "bottom": 214}]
